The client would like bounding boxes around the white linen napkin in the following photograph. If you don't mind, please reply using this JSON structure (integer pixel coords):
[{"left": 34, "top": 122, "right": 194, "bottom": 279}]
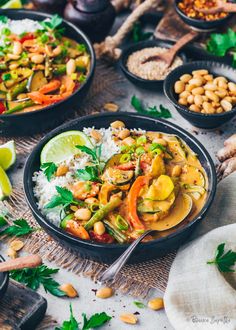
[{"left": 164, "top": 173, "right": 236, "bottom": 330}]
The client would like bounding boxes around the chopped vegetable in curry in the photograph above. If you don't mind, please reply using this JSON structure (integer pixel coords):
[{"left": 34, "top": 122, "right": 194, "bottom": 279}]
[
  {"left": 34, "top": 121, "right": 208, "bottom": 244},
  {"left": 0, "top": 15, "right": 90, "bottom": 115}
]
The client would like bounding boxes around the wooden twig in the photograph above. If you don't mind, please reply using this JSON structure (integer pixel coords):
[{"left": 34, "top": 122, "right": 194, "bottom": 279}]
[{"left": 94, "top": 0, "right": 162, "bottom": 62}]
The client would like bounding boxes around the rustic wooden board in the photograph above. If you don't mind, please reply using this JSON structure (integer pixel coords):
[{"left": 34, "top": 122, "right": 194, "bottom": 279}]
[{"left": 0, "top": 280, "right": 47, "bottom": 330}]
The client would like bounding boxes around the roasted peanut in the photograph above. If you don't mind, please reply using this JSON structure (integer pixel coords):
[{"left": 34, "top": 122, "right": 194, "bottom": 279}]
[
  {"left": 118, "top": 129, "right": 130, "bottom": 140},
  {"left": 148, "top": 298, "right": 164, "bottom": 311},
  {"left": 9, "top": 62, "right": 20, "bottom": 70},
  {"left": 221, "top": 99, "right": 232, "bottom": 112},
  {"left": 179, "top": 91, "right": 190, "bottom": 99},
  {"left": 85, "top": 197, "right": 99, "bottom": 204},
  {"left": 110, "top": 120, "right": 125, "bottom": 129},
  {"left": 179, "top": 98, "right": 188, "bottom": 106},
  {"left": 203, "top": 102, "right": 215, "bottom": 114},
  {"left": 103, "top": 103, "right": 119, "bottom": 112},
  {"left": 123, "top": 136, "right": 135, "bottom": 146},
  {"left": 66, "top": 59, "right": 76, "bottom": 75},
  {"left": 189, "top": 104, "right": 200, "bottom": 112},
  {"left": 120, "top": 313, "right": 137, "bottom": 325},
  {"left": 192, "top": 69, "right": 208, "bottom": 76},
  {"left": 56, "top": 165, "right": 69, "bottom": 177},
  {"left": 174, "top": 81, "right": 185, "bottom": 94},
  {"left": 10, "top": 240, "right": 24, "bottom": 251},
  {"left": 90, "top": 129, "right": 102, "bottom": 142},
  {"left": 60, "top": 283, "right": 78, "bottom": 298},
  {"left": 215, "top": 88, "right": 227, "bottom": 99},
  {"left": 228, "top": 82, "right": 236, "bottom": 95},
  {"left": 179, "top": 74, "right": 192, "bottom": 83},
  {"left": 187, "top": 94, "right": 194, "bottom": 104},
  {"left": 205, "top": 90, "right": 219, "bottom": 103},
  {"left": 7, "top": 247, "right": 17, "bottom": 259},
  {"left": 192, "top": 87, "right": 204, "bottom": 95},
  {"left": 188, "top": 77, "right": 203, "bottom": 87},
  {"left": 185, "top": 84, "right": 196, "bottom": 92},
  {"left": 94, "top": 221, "right": 105, "bottom": 236},
  {"left": 74, "top": 208, "right": 91, "bottom": 221},
  {"left": 204, "top": 83, "right": 217, "bottom": 91},
  {"left": 96, "top": 287, "right": 113, "bottom": 299},
  {"left": 13, "top": 41, "right": 23, "bottom": 56},
  {"left": 204, "top": 74, "right": 213, "bottom": 81},
  {"left": 194, "top": 95, "right": 203, "bottom": 107},
  {"left": 31, "top": 54, "right": 44, "bottom": 64},
  {"left": 52, "top": 46, "right": 62, "bottom": 56},
  {"left": 7, "top": 54, "right": 20, "bottom": 60}
]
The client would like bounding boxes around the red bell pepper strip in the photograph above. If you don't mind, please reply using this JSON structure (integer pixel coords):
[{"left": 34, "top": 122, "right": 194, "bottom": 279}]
[
  {"left": 116, "top": 162, "right": 135, "bottom": 170},
  {"left": 0, "top": 101, "right": 6, "bottom": 114},
  {"left": 39, "top": 80, "right": 61, "bottom": 94},
  {"left": 19, "top": 33, "right": 35, "bottom": 43},
  {"left": 127, "top": 175, "right": 150, "bottom": 230}
]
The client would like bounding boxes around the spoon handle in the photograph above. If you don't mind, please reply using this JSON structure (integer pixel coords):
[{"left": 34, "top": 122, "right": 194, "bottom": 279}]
[
  {"left": 0, "top": 255, "right": 42, "bottom": 272},
  {"left": 168, "top": 31, "right": 199, "bottom": 58},
  {"left": 97, "top": 230, "right": 155, "bottom": 283}
]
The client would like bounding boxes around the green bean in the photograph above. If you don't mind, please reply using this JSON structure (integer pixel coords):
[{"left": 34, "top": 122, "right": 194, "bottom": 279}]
[
  {"left": 7, "top": 80, "right": 28, "bottom": 101},
  {"left": 103, "top": 220, "right": 127, "bottom": 244},
  {"left": 5, "top": 100, "right": 34, "bottom": 114},
  {"left": 53, "top": 64, "right": 66, "bottom": 76},
  {"left": 84, "top": 197, "right": 122, "bottom": 230}
]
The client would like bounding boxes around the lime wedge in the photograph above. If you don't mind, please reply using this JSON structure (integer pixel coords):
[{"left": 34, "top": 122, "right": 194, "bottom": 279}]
[
  {"left": 1, "top": 0, "right": 22, "bottom": 8},
  {"left": 0, "top": 166, "right": 12, "bottom": 200},
  {"left": 0, "top": 140, "right": 16, "bottom": 170},
  {"left": 40, "top": 131, "right": 93, "bottom": 164}
]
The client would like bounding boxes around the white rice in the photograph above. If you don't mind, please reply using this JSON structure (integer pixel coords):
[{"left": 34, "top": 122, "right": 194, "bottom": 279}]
[{"left": 33, "top": 127, "right": 121, "bottom": 226}]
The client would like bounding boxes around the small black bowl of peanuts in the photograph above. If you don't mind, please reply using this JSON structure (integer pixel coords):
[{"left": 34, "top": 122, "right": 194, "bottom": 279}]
[{"left": 164, "top": 61, "right": 236, "bottom": 129}]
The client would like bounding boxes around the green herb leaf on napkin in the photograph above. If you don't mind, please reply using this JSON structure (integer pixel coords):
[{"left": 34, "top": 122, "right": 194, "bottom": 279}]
[
  {"left": 10, "top": 264, "right": 66, "bottom": 297},
  {"left": 207, "top": 243, "right": 236, "bottom": 272},
  {"left": 0, "top": 218, "right": 35, "bottom": 237},
  {"left": 131, "top": 95, "right": 172, "bottom": 119},
  {"left": 133, "top": 301, "right": 146, "bottom": 308}
]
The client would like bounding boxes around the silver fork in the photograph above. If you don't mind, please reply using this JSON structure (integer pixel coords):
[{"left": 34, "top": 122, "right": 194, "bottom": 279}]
[{"left": 97, "top": 229, "right": 158, "bottom": 284}]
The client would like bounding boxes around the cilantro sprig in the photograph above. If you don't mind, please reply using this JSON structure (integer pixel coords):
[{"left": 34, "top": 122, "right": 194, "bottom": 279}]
[
  {"left": 10, "top": 264, "right": 66, "bottom": 297},
  {"left": 207, "top": 243, "right": 236, "bottom": 273},
  {"left": 41, "top": 162, "right": 58, "bottom": 181},
  {"left": 40, "top": 14, "right": 65, "bottom": 38},
  {"left": 0, "top": 219, "right": 35, "bottom": 237},
  {"left": 0, "top": 15, "right": 8, "bottom": 24},
  {"left": 56, "top": 304, "right": 112, "bottom": 330},
  {"left": 76, "top": 145, "right": 103, "bottom": 182},
  {"left": 131, "top": 95, "right": 172, "bottom": 119},
  {"left": 133, "top": 301, "right": 145, "bottom": 308},
  {"left": 206, "top": 29, "right": 236, "bottom": 67},
  {"left": 45, "top": 186, "right": 83, "bottom": 210}
]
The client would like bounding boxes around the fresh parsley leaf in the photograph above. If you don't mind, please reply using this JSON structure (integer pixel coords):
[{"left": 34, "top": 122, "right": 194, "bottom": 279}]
[
  {"left": 76, "top": 145, "right": 98, "bottom": 162},
  {"left": 56, "top": 304, "right": 79, "bottom": 330},
  {"left": 45, "top": 186, "right": 82, "bottom": 209},
  {"left": 131, "top": 96, "right": 172, "bottom": 119},
  {"left": 0, "top": 15, "right": 8, "bottom": 24},
  {"left": 0, "top": 219, "right": 35, "bottom": 237},
  {"left": 206, "top": 29, "right": 236, "bottom": 67},
  {"left": 133, "top": 301, "right": 145, "bottom": 308},
  {"left": 207, "top": 243, "right": 236, "bottom": 272},
  {"left": 41, "top": 162, "right": 58, "bottom": 181},
  {"left": 77, "top": 43, "right": 86, "bottom": 53},
  {"left": 10, "top": 264, "right": 66, "bottom": 297},
  {"left": 0, "top": 215, "right": 7, "bottom": 227},
  {"left": 82, "top": 312, "right": 112, "bottom": 330},
  {"left": 41, "top": 14, "right": 63, "bottom": 31},
  {"left": 77, "top": 166, "right": 100, "bottom": 182},
  {"left": 132, "top": 21, "right": 152, "bottom": 43}
]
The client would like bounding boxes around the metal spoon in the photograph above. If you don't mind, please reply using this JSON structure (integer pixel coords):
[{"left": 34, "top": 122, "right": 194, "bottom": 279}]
[
  {"left": 141, "top": 31, "right": 199, "bottom": 67},
  {"left": 97, "top": 229, "right": 158, "bottom": 284},
  {"left": 194, "top": 1, "right": 236, "bottom": 14}
]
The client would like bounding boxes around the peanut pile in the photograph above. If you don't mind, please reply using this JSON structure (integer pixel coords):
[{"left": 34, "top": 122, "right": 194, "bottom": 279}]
[{"left": 174, "top": 69, "right": 236, "bottom": 114}]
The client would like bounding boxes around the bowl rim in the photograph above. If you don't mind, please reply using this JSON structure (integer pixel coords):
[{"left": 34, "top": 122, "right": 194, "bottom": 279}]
[
  {"left": 119, "top": 39, "right": 187, "bottom": 84},
  {"left": 23, "top": 112, "right": 217, "bottom": 251},
  {"left": 164, "top": 60, "right": 236, "bottom": 118},
  {"left": 0, "top": 255, "right": 9, "bottom": 298},
  {"left": 0, "top": 9, "right": 96, "bottom": 119},
  {"left": 174, "top": 0, "right": 233, "bottom": 26}
]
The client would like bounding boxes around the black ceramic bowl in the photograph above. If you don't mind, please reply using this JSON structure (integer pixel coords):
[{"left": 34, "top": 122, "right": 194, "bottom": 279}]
[
  {"left": 119, "top": 39, "right": 187, "bottom": 90},
  {"left": 164, "top": 61, "right": 236, "bottom": 129},
  {"left": 24, "top": 112, "right": 216, "bottom": 263},
  {"left": 175, "top": 0, "right": 233, "bottom": 31},
  {"left": 0, "top": 9, "right": 95, "bottom": 136},
  {"left": 0, "top": 256, "right": 9, "bottom": 301}
]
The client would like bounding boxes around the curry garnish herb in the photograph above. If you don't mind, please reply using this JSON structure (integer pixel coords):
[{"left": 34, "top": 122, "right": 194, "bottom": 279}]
[
  {"left": 45, "top": 186, "right": 83, "bottom": 209},
  {"left": 207, "top": 243, "right": 236, "bottom": 272},
  {"left": 41, "top": 162, "right": 58, "bottom": 181},
  {"left": 10, "top": 264, "right": 66, "bottom": 297},
  {"left": 55, "top": 304, "right": 112, "bottom": 330},
  {"left": 0, "top": 218, "right": 35, "bottom": 237},
  {"left": 131, "top": 95, "right": 172, "bottom": 119}
]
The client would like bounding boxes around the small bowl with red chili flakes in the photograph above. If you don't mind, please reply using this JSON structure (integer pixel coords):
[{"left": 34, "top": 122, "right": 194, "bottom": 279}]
[{"left": 175, "top": 0, "right": 233, "bottom": 31}]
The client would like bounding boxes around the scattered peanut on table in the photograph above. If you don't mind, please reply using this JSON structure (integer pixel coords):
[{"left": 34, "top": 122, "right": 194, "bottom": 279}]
[
  {"left": 96, "top": 287, "right": 114, "bottom": 299},
  {"left": 148, "top": 297, "right": 164, "bottom": 311},
  {"left": 10, "top": 240, "right": 24, "bottom": 252},
  {"left": 60, "top": 283, "right": 78, "bottom": 298},
  {"left": 120, "top": 313, "right": 138, "bottom": 325},
  {"left": 174, "top": 69, "right": 236, "bottom": 114}
]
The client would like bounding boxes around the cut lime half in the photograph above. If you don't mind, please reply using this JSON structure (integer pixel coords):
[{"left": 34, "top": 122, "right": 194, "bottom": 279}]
[
  {"left": 1, "top": 0, "right": 22, "bottom": 8},
  {"left": 0, "top": 166, "right": 12, "bottom": 200},
  {"left": 40, "top": 131, "right": 93, "bottom": 164},
  {"left": 0, "top": 140, "right": 16, "bottom": 170}
]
